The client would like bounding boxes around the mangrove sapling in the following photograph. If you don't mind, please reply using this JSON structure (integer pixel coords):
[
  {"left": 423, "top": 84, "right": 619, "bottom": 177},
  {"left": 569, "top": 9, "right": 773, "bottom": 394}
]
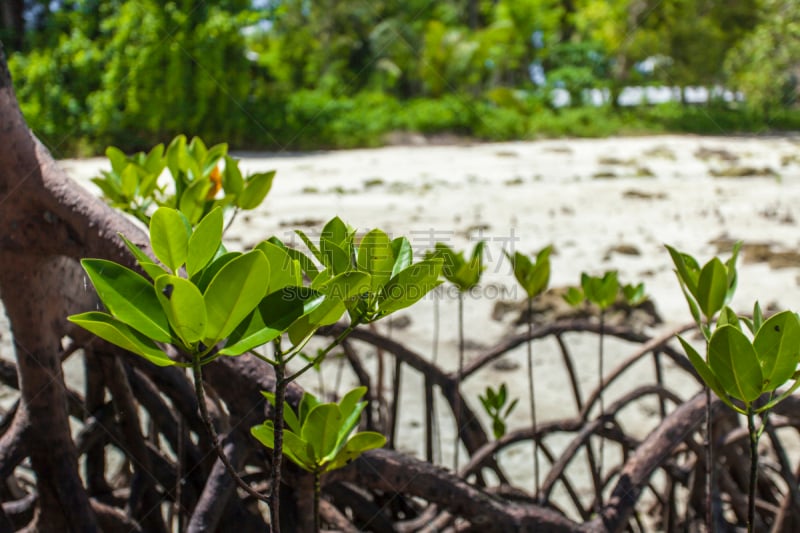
[
  {"left": 564, "top": 270, "right": 619, "bottom": 507},
  {"left": 427, "top": 241, "right": 486, "bottom": 471},
  {"left": 479, "top": 383, "right": 519, "bottom": 440},
  {"left": 69, "top": 208, "right": 443, "bottom": 532},
  {"left": 260, "top": 219, "right": 443, "bottom": 529},
  {"left": 678, "top": 305, "right": 800, "bottom": 532},
  {"left": 505, "top": 245, "right": 552, "bottom": 498},
  {"left": 252, "top": 387, "right": 386, "bottom": 533},
  {"left": 666, "top": 242, "right": 741, "bottom": 530}
]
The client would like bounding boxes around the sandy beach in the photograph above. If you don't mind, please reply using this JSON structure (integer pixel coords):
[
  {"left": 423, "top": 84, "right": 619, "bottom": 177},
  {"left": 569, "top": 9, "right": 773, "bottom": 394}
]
[{"left": 19, "top": 133, "right": 800, "bottom": 504}]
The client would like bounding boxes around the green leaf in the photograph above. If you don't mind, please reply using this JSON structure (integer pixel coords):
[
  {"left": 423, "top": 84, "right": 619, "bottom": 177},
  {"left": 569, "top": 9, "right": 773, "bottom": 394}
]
[
  {"left": 286, "top": 297, "right": 347, "bottom": 346},
  {"left": 106, "top": 146, "right": 128, "bottom": 173},
  {"left": 377, "top": 258, "right": 443, "bottom": 316},
  {"left": 563, "top": 286, "right": 584, "bottom": 307},
  {"left": 222, "top": 155, "right": 244, "bottom": 195},
  {"left": 754, "top": 310, "right": 800, "bottom": 392},
  {"left": 333, "top": 391, "right": 367, "bottom": 456},
  {"left": 81, "top": 259, "right": 172, "bottom": 343},
  {"left": 528, "top": 246, "right": 552, "bottom": 298},
  {"left": 716, "top": 306, "right": 740, "bottom": 329},
  {"left": 299, "top": 392, "right": 321, "bottom": 425},
  {"left": 251, "top": 422, "right": 274, "bottom": 449},
  {"left": 320, "top": 237, "right": 352, "bottom": 275},
  {"left": 155, "top": 275, "right": 207, "bottom": 345},
  {"left": 390, "top": 237, "right": 413, "bottom": 278},
  {"left": 506, "top": 247, "right": 551, "bottom": 299},
  {"left": 150, "top": 207, "right": 191, "bottom": 273},
  {"left": 697, "top": 258, "right": 727, "bottom": 321},
  {"left": 188, "top": 136, "right": 208, "bottom": 163},
  {"left": 338, "top": 386, "right": 367, "bottom": 422},
  {"left": 92, "top": 175, "right": 123, "bottom": 202},
  {"left": 119, "top": 234, "right": 168, "bottom": 281},
  {"left": 709, "top": 325, "right": 763, "bottom": 404},
  {"left": 255, "top": 241, "right": 300, "bottom": 293},
  {"left": 166, "top": 135, "right": 189, "bottom": 178},
  {"left": 192, "top": 249, "right": 238, "bottom": 289},
  {"left": 623, "top": 282, "right": 646, "bottom": 306},
  {"left": 357, "top": 229, "right": 395, "bottom": 293},
  {"left": 665, "top": 244, "right": 700, "bottom": 296},
  {"left": 203, "top": 250, "right": 270, "bottom": 343},
  {"left": 143, "top": 143, "right": 165, "bottom": 175},
  {"left": 179, "top": 178, "right": 212, "bottom": 225},
  {"left": 322, "top": 217, "right": 350, "bottom": 248},
  {"left": 326, "top": 432, "right": 386, "bottom": 472},
  {"left": 203, "top": 143, "right": 228, "bottom": 176},
  {"left": 252, "top": 421, "right": 316, "bottom": 471},
  {"left": 756, "top": 378, "right": 800, "bottom": 413},
  {"left": 238, "top": 171, "right": 275, "bottom": 209},
  {"left": 220, "top": 287, "right": 327, "bottom": 356},
  {"left": 678, "top": 281, "right": 703, "bottom": 330},
  {"left": 678, "top": 335, "right": 738, "bottom": 411},
  {"left": 283, "top": 404, "right": 302, "bottom": 435},
  {"left": 269, "top": 236, "right": 320, "bottom": 281},
  {"left": 753, "top": 301, "right": 764, "bottom": 332},
  {"left": 68, "top": 312, "right": 174, "bottom": 366},
  {"left": 186, "top": 207, "right": 223, "bottom": 277},
  {"left": 725, "top": 241, "right": 742, "bottom": 303},
  {"left": 120, "top": 164, "right": 139, "bottom": 199},
  {"left": 302, "top": 404, "right": 343, "bottom": 464},
  {"left": 429, "top": 243, "right": 465, "bottom": 283},
  {"left": 317, "top": 271, "right": 371, "bottom": 301},
  {"left": 582, "top": 271, "right": 618, "bottom": 310},
  {"left": 295, "top": 230, "right": 323, "bottom": 265},
  {"left": 283, "top": 429, "right": 316, "bottom": 471}
]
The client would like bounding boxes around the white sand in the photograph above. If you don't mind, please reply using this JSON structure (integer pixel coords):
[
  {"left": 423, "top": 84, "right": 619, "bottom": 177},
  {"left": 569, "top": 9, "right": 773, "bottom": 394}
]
[{"left": 45, "top": 134, "right": 800, "bottom": 507}]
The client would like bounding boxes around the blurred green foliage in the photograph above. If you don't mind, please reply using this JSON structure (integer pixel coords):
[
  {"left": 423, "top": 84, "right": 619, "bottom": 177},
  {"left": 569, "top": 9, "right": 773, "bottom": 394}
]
[{"left": 2, "top": 0, "right": 799, "bottom": 156}]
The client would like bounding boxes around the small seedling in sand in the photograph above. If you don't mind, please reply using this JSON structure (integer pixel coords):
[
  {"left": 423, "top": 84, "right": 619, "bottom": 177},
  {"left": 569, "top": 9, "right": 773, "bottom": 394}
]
[
  {"left": 427, "top": 241, "right": 485, "bottom": 470},
  {"left": 565, "top": 270, "right": 637, "bottom": 507},
  {"left": 479, "top": 383, "right": 519, "bottom": 439},
  {"left": 506, "top": 245, "right": 552, "bottom": 497}
]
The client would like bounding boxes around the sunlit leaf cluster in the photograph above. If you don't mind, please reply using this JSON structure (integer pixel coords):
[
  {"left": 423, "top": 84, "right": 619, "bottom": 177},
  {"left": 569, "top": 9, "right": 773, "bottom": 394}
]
[
  {"left": 252, "top": 387, "right": 385, "bottom": 473},
  {"left": 92, "top": 135, "right": 274, "bottom": 225}
]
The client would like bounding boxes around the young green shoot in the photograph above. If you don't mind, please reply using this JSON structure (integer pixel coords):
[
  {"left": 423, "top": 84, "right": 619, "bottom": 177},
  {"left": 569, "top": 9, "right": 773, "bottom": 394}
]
[
  {"left": 506, "top": 245, "right": 552, "bottom": 498},
  {"left": 479, "top": 383, "right": 519, "bottom": 440},
  {"left": 679, "top": 305, "right": 800, "bottom": 532},
  {"left": 253, "top": 387, "right": 386, "bottom": 533},
  {"left": 564, "top": 270, "right": 620, "bottom": 508},
  {"left": 666, "top": 242, "right": 741, "bottom": 531},
  {"left": 428, "top": 241, "right": 485, "bottom": 471}
]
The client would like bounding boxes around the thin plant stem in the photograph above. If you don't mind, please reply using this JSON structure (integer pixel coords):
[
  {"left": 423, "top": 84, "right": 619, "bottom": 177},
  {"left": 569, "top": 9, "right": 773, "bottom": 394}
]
[
  {"left": 526, "top": 296, "right": 541, "bottom": 499},
  {"left": 432, "top": 289, "right": 441, "bottom": 463},
  {"left": 747, "top": 407, "right": 759, "bottom": 533},
  {"left": 705, "top": 386, "right": 713, "bottom": 531},
  {"left": 454, "top": 291, "right": 464, "bottom": 472},
  {"left": 190, "top": 355, "right": 271, "bottom": 507},
  {"left": 271, "top": 342, "right": 286, "bottom": 533},
  {"left": 314, "top": 468, "right": 322, "bottom": 533},
  {"left": 175, "top": 415, "right": 184, "bottom": 531},
  {"left": 285, "top": 324, "right": 356, "bottom": 383},
  {"left": 222, "top": 206, "right": 239, "bottom": 235},
  {"left": 597, "top": 309, "right": 605, "bottom": 509},
  {"left": 702, "top": 323, "right": 713, "bottom": 533}
]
